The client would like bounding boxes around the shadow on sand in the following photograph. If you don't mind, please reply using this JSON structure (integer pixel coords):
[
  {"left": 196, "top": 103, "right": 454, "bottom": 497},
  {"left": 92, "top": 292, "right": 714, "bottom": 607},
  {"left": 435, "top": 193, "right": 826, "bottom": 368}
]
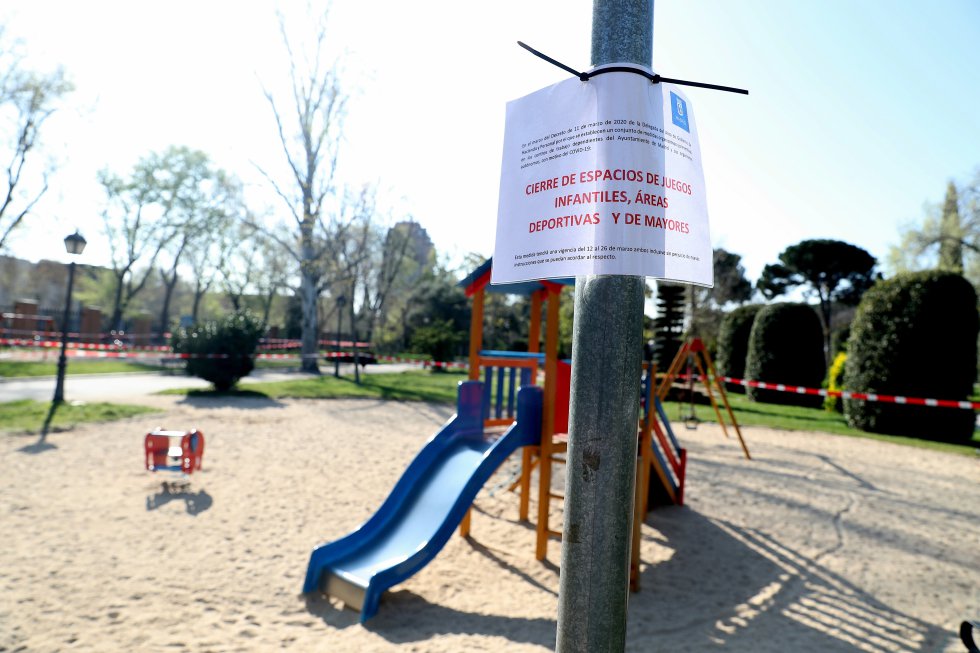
[
  {"left": 146, "top": 480, "right": 213, "bottom": 515},
  {"left": 300, "top": 503, "right": 955, "bottom": 651},
  {"left": 303, "top": 590, "right": 557, "bottom": 648},
  {"left": 629, "top": 507, "right": 951, "bottom": 652},
  {"left": 177, "top": 390, "right": 286, "bottom": 409}
]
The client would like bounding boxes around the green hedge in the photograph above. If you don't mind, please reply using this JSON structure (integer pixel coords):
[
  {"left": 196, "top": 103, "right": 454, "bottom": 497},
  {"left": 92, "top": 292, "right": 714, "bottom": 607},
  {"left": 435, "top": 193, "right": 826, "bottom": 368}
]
[
  {"left": 716, "top": 304, "right": 763, "bottom": 392},
  {"left": 844, "top": 271, "right": 978, "bottom": 442},
  {"left": 171, "top": 311, "right": 264, "bottom": 391},
  {"left": 745, "top": 302, "right": 826, "bottom": 407}
]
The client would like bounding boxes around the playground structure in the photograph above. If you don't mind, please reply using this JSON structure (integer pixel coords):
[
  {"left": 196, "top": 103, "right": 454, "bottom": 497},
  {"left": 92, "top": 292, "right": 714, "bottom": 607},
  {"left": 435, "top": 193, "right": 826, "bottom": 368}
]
[
  {"left": 657, "top": 337, "right": 751, "bottom": 461},
  {"left": 144, "top": 428, "right": 205, "bottom": 475},
  {"left": 303, "top": 258, "right": 747, "bottom": 618}
]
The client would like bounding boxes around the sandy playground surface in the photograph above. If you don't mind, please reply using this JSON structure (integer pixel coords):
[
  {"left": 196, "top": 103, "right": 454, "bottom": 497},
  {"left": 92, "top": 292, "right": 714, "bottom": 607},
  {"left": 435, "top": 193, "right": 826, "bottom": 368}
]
[{"left": 1, "top": 392, "right": 978, "bottom": 652}]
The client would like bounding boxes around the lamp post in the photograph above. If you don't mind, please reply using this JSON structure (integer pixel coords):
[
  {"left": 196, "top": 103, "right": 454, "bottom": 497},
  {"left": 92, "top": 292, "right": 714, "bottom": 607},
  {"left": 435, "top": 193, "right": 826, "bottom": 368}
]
[
  {"left": 52, "top": 230, "right": 87, "bottom": 404},
  {"left": 333, "top": 294, "right": 346, "bottom": 378}
]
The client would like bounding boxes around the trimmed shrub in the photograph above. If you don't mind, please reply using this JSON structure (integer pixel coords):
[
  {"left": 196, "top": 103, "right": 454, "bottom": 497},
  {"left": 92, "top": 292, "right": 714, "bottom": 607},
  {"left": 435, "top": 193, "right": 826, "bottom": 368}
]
[
  {"left": 171, "top": 311, "right": 264, "bottom": 391},
  {"left": 745, "top": 302, "right": 826, "bottom": 407},
  {"left": 844, "top": 271, "right": 978, "bottom": 442},
  {"left": 715, "top": 304, "right": 763, "bottom": 392}
]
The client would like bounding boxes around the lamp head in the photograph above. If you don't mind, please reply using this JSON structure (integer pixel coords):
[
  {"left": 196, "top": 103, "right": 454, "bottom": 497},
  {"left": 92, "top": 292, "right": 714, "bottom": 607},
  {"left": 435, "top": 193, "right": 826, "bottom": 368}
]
[{"left": 64, "top": 230, "right": 87, "bottom": 256}]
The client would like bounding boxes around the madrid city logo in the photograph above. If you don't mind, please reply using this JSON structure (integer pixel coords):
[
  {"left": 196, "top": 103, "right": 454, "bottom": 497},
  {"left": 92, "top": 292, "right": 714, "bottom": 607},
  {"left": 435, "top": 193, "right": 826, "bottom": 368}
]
[{"left": 670, "top": 91, "right": 690, "bottom": 133}]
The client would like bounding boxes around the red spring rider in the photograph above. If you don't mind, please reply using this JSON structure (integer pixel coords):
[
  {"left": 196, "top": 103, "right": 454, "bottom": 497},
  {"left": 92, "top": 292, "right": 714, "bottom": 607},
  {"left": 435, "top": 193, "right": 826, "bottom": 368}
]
[{"left": 144, "top": 428, "right": 205, "bottom": 474}]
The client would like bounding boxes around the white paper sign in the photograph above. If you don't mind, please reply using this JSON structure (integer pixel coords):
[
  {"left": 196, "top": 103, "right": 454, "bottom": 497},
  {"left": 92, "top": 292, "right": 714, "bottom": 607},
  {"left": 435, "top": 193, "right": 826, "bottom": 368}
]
[{"left": 493, "top": 68, "right": 713, "bottom": 287}]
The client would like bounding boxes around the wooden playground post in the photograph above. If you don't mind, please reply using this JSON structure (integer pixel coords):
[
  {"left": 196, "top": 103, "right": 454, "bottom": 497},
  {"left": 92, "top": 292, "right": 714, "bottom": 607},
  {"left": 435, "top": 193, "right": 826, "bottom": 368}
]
[
  {"left": 520, "top": 289, "right": 545, "bottom": 523},
  {"left": 460, "top": 285, "right": 486, "bottom": 537},
  {"left": 467, "top": 287, "right": 485, "bottom": 381},
  {"left": 535, "top": 283, "right": 562, "bottom": 560},
  {"left": 529, "top": 290, "right": 543, "bottom": 355},
  {"left": 700, "top": 347, "right": 751, "bottom": 460}
]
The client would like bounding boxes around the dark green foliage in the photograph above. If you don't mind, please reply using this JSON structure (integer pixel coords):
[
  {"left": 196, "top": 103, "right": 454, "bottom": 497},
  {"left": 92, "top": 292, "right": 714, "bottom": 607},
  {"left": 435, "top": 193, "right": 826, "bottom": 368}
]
[
  {"left": 410, "top": 319, "right": 461, "bottom": 365},
  {"left": 715, "top": 304, "right": 763, "bottom": 392},
  {"left": 844, "top": 271, "right": 978, "bottom": 442},
  {"left": 757, "top": 239, "right": 877, "bottom": 362},
  {"left": 830, "top": 323, "right": 851, "bottom": 356},
  {"left": 171, "top": 311, "right": 264, "bottom": 391},
  {"left": 653, "top": 283, "right": 686, "bottom": 370},
  {"left": 702, "top": 248, "right": 753, "bottom": 307},
  {"left": 745, "top": 303, "right": 826, "bottom": 407}
]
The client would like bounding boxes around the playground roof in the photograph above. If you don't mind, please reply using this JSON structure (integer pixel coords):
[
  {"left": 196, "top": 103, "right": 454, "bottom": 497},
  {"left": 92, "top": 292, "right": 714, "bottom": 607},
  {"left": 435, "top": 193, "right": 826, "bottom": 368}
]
[{"left": 458, "top": 258, "right": 575, "bottom": 297}]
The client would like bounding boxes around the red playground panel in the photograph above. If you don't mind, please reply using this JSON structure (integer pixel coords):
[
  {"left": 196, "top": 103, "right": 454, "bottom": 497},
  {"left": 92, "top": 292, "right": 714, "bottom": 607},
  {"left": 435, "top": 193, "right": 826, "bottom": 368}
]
[{"left": 144, "top": 428, "right": 205, "bottom": 474}]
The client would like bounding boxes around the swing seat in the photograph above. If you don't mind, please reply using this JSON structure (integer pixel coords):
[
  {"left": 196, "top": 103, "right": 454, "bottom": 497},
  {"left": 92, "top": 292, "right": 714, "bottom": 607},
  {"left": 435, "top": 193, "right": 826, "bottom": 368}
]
[{"left": 145, "top": 428, "right": 205, "bottom": 474}]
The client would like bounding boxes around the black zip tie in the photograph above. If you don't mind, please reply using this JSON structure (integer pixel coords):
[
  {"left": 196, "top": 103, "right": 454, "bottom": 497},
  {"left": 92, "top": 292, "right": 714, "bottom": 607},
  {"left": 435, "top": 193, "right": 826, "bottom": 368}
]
[{"left": 517, "top": 41, "right": 748, "bottom": 95}]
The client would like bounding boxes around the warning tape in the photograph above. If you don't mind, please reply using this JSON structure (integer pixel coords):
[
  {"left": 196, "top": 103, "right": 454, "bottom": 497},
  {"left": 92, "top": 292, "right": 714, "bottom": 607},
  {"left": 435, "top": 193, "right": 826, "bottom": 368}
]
[
  {"left": 0, "top": 338, "right": 171, "bottom": 351},
  {"left": 0, "top": 337, "right": 372, "bottom": 353},
  {"left": 0, "top": 326, "right": 371, "bottom": 349},
  {"left": 0, "top": 340, "right": 971, "bottom": 395},
  {"left": 720, "top": 377, "right": 979, "bottom": 411},
  {"left": 0, "top": 346, "right": 468, "bottom": 369}
]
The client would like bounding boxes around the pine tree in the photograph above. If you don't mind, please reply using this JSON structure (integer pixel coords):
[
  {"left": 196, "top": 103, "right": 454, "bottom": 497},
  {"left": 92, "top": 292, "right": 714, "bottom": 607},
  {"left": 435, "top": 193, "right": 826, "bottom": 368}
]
[
  {"left": 653, "top": 283, "right": 686, "bottom": 370},
  {"left": 938, "top": 181, "right": 964, "bottom": 274}
]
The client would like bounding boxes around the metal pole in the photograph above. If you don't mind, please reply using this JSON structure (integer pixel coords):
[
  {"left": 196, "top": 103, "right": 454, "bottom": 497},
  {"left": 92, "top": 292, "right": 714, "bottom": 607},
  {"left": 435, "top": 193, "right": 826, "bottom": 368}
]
[
  {"left": 555, "top": 1, "right": 652, "bottom": 651},
  {"left": 52, "top": 261, "right": 77, "bottom": 404}
]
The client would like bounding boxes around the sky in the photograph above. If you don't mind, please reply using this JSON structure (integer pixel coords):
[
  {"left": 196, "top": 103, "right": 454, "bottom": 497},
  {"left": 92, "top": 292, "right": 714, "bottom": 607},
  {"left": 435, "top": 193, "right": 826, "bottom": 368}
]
[{"left": 1, "top": 0, "right": 979, "bottom": 289}]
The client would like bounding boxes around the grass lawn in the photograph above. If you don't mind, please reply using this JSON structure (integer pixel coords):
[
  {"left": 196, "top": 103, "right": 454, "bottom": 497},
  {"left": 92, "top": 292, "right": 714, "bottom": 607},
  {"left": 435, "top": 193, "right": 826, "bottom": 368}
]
[
  {"left": 167, "top": 369, "right": 468, "bottom": 405},
  {"left": 0, "top": 400, "right": 159, "bottom": 435},
  {"left": 0, "top": 359, "right": 166, "bottom": 378},
  {"left": 662, "top": 390, "right": 980, "bottom": 456},
  {"left": 170, "top": 369, "right": 980, "bottom": 456}
]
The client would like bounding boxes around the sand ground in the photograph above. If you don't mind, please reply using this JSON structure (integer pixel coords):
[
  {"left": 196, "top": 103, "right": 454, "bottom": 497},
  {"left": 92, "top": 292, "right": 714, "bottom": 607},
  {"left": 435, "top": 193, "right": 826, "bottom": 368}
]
[{"left": 1, "top": 393, "right": 978, "bottom": 652}]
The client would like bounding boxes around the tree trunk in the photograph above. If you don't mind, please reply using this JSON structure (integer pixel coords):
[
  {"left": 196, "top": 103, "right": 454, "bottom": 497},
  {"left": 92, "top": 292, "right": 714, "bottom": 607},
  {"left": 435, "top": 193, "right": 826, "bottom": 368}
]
[
  {"left": 158, "top": 269, "right": 179, "bottom": 344},
  {"left": 191, "top": 282, "right": 204, "bottom": 324},
  {"left": 110, "top": 271, "right": 126, "bottom": 332},
  {"left": 261, "top": 290, "right": 275, "bottom": 330},
  {"left": 299, "top": 267, "right": 320, "bottom": 373}
]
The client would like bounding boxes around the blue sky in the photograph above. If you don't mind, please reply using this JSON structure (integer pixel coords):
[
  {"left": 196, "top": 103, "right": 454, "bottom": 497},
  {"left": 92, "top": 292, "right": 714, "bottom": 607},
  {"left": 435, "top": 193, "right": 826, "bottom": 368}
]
[{"left": 1, "top": 0, "right": 978, "bottom": 287}]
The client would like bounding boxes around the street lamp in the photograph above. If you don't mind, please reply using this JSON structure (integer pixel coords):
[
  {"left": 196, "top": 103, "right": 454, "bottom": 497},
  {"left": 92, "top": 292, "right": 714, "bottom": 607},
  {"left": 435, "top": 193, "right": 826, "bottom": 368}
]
[
  {"left": 52, "top": 230, "right": 87, "bottom": 404},
  {"left": 334, "top": 294, "right": 346, "bottom": 378}
]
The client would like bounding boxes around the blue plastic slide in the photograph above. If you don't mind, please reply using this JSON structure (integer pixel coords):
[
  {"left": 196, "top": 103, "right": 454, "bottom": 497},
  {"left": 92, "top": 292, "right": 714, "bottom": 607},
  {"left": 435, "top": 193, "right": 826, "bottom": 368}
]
[{"left": 302, "top": 380, "right": 543, "bottom": 622}]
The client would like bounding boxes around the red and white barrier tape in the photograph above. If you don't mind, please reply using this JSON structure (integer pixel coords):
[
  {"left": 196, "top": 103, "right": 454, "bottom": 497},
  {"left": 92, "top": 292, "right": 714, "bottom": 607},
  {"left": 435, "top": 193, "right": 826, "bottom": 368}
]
[
  {"left": 0, "top": 347, "right": 467, "bottom": 369},
  {"left": 0, "top": 337, "right": 373, "bottom": 354},
  {"left": 721, "top": 376, "right": 978, "bottom": 411}
]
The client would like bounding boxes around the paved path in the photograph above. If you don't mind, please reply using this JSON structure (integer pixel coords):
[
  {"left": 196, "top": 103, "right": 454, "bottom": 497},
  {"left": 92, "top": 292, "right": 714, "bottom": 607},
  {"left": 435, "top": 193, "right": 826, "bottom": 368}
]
[{"left": 0, "top": 363, "right": 419, "bottom": 403}]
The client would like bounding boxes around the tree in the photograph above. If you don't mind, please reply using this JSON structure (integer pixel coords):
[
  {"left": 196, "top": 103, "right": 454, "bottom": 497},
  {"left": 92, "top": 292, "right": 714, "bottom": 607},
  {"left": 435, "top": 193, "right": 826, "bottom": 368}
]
[
  {"left": 0, "top": 30, "right": 73, "bottom": 251},
  {"left": 259, "top": 9, "right": 352, "bottom": 373},
  {"left": 757, "top": 239, "right": 877, "bottom": 364},
  {"left": 938, "top": 181, "right": 964, "bottom": 273},
  {"left": 689, "top": 247, "right": 754, "bottom": 348},
  {"left": 236, "top": 228, "right": 293, "bottom": 329},
  {"left": 696, "top": 248, "right": 753, "bottom": 309},
  {"left": 100, "top": 166, "right": 171, "bottom": 331},
  {"left": 150, "top": 147, "right": 245, "bottom": 339},
  {"left": 844, "top": 271, "right": 978, "bottom": 442},
  {"left": 361, "top": 219, "right": 434, "bottom": 345},
  {"left": 890, "top": 176, "right": 980, "bottom": 287},
  {"left": 101, "top": 147, "right": 242, "bottom": 334},
  {"left": 652, "top": 283, "right": 686, "bottom": 370}
]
